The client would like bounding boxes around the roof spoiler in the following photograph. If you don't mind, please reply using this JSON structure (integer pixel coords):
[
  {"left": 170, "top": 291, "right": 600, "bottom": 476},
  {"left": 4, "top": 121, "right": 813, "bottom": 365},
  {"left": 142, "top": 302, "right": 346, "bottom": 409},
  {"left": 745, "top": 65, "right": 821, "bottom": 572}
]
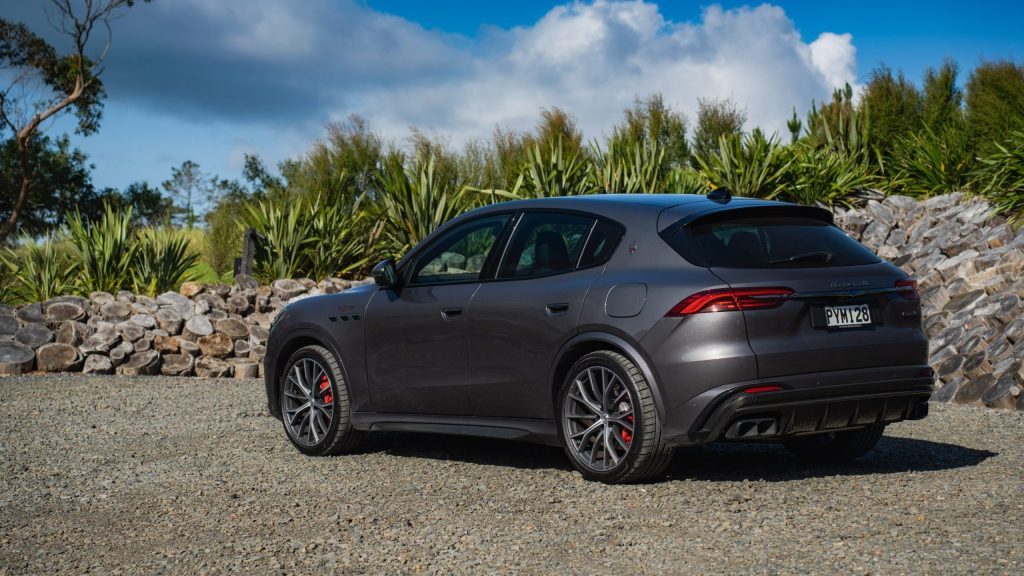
[{"left": 665, "top": 203, "right": 835, "bottom": 231}]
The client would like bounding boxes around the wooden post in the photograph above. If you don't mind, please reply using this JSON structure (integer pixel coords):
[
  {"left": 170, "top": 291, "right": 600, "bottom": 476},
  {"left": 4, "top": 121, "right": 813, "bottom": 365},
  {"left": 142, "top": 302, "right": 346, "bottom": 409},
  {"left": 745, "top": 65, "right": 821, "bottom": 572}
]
[{"left": 235, "top": 227, "right": 257, "bottom": 276}]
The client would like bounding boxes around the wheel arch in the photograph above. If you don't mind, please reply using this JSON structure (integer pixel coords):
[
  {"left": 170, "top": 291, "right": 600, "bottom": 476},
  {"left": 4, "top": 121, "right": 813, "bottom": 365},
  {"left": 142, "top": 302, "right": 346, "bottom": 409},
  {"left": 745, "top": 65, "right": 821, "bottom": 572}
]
[
  {"left": 551, "top": 331, "right": 666, "bottom": 421},
  {"left": 266, "top": 326, "right": 349, "bottom": 418}
]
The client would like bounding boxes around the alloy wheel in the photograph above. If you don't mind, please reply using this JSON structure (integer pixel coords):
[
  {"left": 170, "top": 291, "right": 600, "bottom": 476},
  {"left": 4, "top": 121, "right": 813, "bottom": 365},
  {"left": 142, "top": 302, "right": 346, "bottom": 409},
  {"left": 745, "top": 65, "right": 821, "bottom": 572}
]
[
  {"left": 282, "top": 358, "right": 335, "bottom": 447},
  {"left": 562, "top": 365, "right": 635, "bottom": 472}
]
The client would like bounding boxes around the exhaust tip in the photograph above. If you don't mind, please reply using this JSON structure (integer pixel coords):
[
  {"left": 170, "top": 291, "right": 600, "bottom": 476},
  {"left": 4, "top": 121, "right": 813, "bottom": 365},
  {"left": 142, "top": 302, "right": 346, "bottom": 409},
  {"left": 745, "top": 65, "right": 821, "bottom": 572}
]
[{"left": 725, "top": 417, "right": 779, "bottom": 439}]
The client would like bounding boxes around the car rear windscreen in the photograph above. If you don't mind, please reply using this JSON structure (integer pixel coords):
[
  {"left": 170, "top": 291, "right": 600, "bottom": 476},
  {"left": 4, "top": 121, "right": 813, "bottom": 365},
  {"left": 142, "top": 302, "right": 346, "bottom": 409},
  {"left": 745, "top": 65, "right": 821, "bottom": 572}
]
[{"left": 662, "top": 215, "right": 880, "bottom": 268}]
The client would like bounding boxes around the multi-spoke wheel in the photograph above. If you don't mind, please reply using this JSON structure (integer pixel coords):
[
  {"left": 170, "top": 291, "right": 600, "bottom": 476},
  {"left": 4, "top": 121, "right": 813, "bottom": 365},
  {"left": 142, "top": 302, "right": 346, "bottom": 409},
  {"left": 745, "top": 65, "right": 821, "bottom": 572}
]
[
  {"left": 558, "top": 350, "right": 673, "bottom": 483},
  {"left": 563, "top": 365, "right": 635, "bottom": 472},
  {"left": 280, "top": 344, "right": 362, "bottom": 455}
]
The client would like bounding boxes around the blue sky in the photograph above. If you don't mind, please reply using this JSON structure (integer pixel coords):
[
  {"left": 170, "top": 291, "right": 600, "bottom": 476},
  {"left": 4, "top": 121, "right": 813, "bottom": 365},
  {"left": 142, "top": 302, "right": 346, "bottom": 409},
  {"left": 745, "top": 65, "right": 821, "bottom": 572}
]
[{"left": 3, "top": 0, "right": 1022, "bottom": 193}]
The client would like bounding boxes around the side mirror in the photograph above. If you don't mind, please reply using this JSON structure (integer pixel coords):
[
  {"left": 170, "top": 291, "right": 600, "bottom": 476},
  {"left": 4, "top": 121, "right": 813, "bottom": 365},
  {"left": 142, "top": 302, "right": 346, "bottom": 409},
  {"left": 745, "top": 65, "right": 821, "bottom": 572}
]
[{"left": 372, "top": 258, "right": 399, "bottom": 290}]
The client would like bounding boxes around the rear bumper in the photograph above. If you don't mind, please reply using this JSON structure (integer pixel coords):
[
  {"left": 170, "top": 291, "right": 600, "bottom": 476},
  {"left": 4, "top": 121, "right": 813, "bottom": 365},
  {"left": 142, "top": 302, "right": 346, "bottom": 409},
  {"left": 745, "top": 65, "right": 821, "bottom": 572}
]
[{"left": 663, "top": 365, "right": 934, "bottom": 447}]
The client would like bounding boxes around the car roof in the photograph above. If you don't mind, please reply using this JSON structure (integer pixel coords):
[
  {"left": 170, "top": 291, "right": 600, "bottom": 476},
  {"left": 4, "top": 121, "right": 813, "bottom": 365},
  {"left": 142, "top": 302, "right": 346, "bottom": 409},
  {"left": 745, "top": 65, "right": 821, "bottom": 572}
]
[
  {"left": 465, "top": 193, "right": 790, "bottom": 224},
  {"left": 399, "top": 193, "right": 802, "bottom": 268}
]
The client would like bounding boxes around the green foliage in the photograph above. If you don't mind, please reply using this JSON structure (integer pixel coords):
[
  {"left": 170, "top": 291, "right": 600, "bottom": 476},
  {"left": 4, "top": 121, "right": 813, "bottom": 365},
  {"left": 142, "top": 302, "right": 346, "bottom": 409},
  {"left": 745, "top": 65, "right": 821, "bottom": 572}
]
[
  {"left": 890, "top": 126, "right": 975, "bottom": 197},
  {"left": 307, "top": 195, "right": 374, "bottom": 280},
  {"left": 202, "top": 202, "right": 242, "bottom": 278},
  {"left": 692, "top": 98, "right": 746, "bottom": 167},
  {"left": 965, "top": 60, "right": 1024, "bottom": 154},
  {"left": 162, "top": 160, "right": 209, "bottom": 229},
  {"left": 0, "top": 234, "right": 77, "bottom": 303},
  {"left": 667, "top": 167, "right": 712, "bottom": 195},
  {"left": 0, "top": 19, "right": 106, "bottom": 136},
  {"left": 245, "top": 197, "right": 314, "bottom": 282},
  {"left": 922, "top": 59, "right": 964, "bottom": 132},
  {"left": 132, "top": 229, "right": 200, "bottom": 296},
  {"left": 534, "top": 107, "right": 584, "bottom": 161},
  {"left": 977, "top": 130, "right": 1024, "bottom": 225},
  {"left": 0, "top": 135, "right": 100, "bottom": 235},
  {"left": 860, "top": 66, "right": 922, "bottom": 159},
  {"left": 592, "top": 139, "right": 670, "bottom": 194},
  {"left": 789, "top": 145, "right": 877, "bottom": 208},
  {"left": 66, "top": 203, "right": 137, "bottom": 294},
  {"left": 696, "top": 130, "right": 792, "bottom": 199},
  {"left": 284, "top": 115, "right": 384, "bottom": 202},
  {"left": 786, "top": 108, "right": 802, "bottom": 144},
  {"left": 377, "top": 154, "right": 470, "bottom": 255},
  {"left": 512, "top": 139, "right": 594, "bottom": 198},
  {"left": 105, "top": 181, "right": 172, "bottom": 227},
  {"left": 805, "top": 84, "right": 872, "bottom": 157},
  {"left": 611, "top": 94, "right": 690, "bottom": 168}
]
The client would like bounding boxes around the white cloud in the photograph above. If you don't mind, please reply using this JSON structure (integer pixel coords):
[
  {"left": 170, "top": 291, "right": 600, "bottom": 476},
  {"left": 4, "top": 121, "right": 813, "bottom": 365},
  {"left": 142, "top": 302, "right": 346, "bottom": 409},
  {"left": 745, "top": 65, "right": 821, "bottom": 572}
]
[
  {"left": 809, "top": 32, "right": 858, "bottom": 91},
  {"left": 349, "top": 1, "right": 859, "bottom": 144}
]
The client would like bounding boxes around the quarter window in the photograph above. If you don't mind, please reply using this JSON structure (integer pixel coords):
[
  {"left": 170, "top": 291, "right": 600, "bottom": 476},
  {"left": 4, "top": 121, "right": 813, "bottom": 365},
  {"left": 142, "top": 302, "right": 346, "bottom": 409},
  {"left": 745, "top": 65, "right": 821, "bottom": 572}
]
[
  {"left": 410, "top": 214, "right": 510, "bottom": 285},
  {"left": 498, "top": 212, "right": 594, "bottom": 279}
]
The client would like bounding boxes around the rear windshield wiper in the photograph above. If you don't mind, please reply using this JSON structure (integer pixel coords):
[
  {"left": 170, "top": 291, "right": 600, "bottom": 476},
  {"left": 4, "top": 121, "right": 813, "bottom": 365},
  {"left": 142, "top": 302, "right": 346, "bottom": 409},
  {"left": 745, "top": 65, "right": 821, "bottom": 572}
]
[{"left": 769, "top": 251, "right": 833, "bottom": 265}]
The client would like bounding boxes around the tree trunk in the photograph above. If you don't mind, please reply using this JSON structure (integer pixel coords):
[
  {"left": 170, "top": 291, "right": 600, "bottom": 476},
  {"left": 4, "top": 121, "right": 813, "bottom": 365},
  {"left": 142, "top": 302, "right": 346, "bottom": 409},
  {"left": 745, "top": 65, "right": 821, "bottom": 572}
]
[{"left": 0, "top": 138, "right": 34, "bottom": 244}]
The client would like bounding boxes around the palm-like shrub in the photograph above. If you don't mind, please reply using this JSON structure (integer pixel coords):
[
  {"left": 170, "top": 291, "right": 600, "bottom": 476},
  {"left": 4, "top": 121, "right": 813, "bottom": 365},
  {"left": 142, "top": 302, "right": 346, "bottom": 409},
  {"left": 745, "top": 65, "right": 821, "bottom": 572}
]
[
  {"left": 66, "top": 204, "right": 137, "bottom": 294},
  {"left": 1, "top": 234, "right": 77, "bottom": 303},
  {"left": 246, "top": 198, "right": 315, "bottom": 281},
  {"left": 978, "top": 129, "right": 1024, "bottom": 225},
  {"left": 591, "top": 140, "right": 670, "bottom": 194},
  {"left": 789, "top": 146, "right": 878, "bottom": 207},
  {"left": 666, "top": 167, "right": 712, "bottom": 195},
  {"left": 133, "top": 229, "right": 201, "bottom": 296},
  {"left": 890, "top": 126, "right": 975, "bottom": 197},
  {"left": 514, "top": 138, "right": 594, "bottom": 198},
  {"left": 696, "top": 131, "right": 793, "bottom": 199},
  {"left": 377, "top": 154, "right": 470, "bottom": 255},
  {"left": 307, "top": 195, "right": 377, "bottom": 280}
]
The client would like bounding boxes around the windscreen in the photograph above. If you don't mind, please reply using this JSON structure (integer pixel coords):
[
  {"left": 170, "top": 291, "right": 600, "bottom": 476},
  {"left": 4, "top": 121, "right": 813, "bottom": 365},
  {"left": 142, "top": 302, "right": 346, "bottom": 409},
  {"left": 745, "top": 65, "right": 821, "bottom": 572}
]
[{"left": 663, "top": 215, "right": 880, "bottom": 268}]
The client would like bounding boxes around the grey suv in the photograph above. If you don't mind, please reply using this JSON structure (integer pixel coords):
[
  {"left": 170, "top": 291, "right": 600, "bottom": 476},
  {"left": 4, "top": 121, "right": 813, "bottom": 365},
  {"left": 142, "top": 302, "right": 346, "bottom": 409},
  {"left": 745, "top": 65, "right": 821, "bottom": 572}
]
[{"left": 264, "top": 191, "right": 932, "bottom": 483}]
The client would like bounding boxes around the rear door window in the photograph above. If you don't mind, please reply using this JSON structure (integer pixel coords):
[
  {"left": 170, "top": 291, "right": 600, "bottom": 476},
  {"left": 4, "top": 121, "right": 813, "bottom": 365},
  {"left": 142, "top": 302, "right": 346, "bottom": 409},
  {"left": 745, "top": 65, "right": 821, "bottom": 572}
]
[
  {"left": 663, "top": 215, "right": 879, "bottom": 268},
  {"left": 498, "top": 212, "right": 594, "bottom": 279}
]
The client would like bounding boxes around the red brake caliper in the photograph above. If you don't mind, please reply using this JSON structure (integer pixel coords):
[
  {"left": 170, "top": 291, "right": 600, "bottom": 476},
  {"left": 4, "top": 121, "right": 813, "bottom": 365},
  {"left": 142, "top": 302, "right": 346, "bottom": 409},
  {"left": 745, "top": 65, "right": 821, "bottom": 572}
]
[
  {"left": 320, "top": 375, "right": 332, "bottom": 405},
  {"left": 621, "top": 415, "right": 633, "bottom": 444}
]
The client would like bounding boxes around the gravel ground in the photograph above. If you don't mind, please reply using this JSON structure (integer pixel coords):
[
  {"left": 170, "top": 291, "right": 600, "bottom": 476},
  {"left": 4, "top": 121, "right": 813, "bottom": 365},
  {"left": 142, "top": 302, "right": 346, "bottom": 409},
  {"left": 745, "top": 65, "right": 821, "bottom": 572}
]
[{"left": 0, "top": 375, "right": 1021, "bottom": 575}]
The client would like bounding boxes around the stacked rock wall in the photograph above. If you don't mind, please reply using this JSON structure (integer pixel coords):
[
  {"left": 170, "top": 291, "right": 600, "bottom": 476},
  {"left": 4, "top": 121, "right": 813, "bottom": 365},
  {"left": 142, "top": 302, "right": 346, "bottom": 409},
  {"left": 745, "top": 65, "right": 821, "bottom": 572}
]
[
  {"left": 834, "top": 193, "right": 1024, "bottom": 410},
  {"left": 0, "top": 276, "right": 368, "bottom": 379}
]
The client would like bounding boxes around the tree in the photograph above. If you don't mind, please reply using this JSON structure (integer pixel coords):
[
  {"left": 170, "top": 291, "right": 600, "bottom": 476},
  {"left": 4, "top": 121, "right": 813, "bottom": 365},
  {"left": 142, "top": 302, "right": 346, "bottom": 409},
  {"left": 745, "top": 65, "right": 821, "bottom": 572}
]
[
  {"left": 534, "top": 107, "right": 584, "bottom": 161},
  {"left": 611, "top": 93, "right": 690, "bottom": 168},
  {"left": 242, "top": 153, "right": 282, "bottom": 197},
  {"left": 860, "top": 65, "right": 921, "bottom": 158},
  {"left": 692, "top": 97, "right": 746, "bottom": 167},
  {"left": 787, "top": 107, "right": 803, "bottom": 144},
  {"left": 104, "top": 181, "right": 171, "bottom": 227},
  {"left": 0, "top": 0, "right": 144, "bottom": 243},
  {"left": 922, "top": 59, "right": 964, "bottom": 132},
  {"left": 965, "top": 59, "right": 1024, "bottom": 153},
  {"left": 0, "top": 134, "right": 101, "bottom": 234},
  {"left": 162, "top": 160, "right": 210, "bottom": 228}
]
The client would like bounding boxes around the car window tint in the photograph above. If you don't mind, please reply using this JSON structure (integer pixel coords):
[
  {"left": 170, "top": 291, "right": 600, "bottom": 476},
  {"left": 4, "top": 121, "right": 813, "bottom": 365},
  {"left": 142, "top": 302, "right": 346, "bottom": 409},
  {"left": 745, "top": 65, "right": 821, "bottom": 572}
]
[
  {"left": 410, "top": 215, "right": 509, "bottom": 285},
  {"left": 499, "top": 212, "right": 594, "bottom": 279},
  {"left": 578, "top": 219, "right": 624, "bottom": 268},
  {"left": 664, "top": 216, "right": 879, "bottom": 268}
]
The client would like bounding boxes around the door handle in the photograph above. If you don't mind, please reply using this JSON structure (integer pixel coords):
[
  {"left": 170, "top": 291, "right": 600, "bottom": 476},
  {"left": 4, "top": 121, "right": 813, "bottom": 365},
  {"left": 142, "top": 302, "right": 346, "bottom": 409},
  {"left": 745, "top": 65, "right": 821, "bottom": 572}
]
[
  {"left": 441, "top": 307, "right": 463, "bottom": 320},
  {"left": 545, "top": 302, "right": 570, "bottom": 315}
]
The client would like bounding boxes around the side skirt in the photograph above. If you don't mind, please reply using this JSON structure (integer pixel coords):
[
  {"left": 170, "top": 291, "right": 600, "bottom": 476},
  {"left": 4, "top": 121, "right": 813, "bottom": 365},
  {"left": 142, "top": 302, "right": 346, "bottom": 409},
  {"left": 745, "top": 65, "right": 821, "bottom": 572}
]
[{"left": 350, "top": 412, "right": 561, "bottom": 446}]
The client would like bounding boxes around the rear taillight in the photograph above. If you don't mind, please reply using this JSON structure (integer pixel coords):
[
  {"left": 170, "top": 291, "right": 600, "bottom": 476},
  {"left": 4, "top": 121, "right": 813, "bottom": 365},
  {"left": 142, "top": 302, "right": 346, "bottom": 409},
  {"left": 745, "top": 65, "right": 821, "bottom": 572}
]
[
  {"left": 666, "top": 287, "right": 794, "bottom": 316},
  {"left": 895, "top": 278, "right": 919, "bottom": 300}
]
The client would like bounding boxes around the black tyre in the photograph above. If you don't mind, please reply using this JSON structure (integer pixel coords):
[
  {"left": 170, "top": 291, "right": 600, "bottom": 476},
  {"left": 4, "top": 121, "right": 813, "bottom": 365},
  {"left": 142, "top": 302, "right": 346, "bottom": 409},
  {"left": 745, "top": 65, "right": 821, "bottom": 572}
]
[
  {"left": 783, "top": 425, "right": 885, "bottom": 463},
  {"left": 279, "top": 344, "right": 362, "bottom": 455},
  {"left": 557, "top": 350, "right": 673, "bottom": 483}
]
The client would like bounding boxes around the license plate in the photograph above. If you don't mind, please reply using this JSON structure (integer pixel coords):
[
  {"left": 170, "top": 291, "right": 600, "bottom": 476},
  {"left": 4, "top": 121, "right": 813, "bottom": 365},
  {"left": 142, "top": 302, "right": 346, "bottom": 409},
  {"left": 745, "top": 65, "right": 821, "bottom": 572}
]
[{"left": 824, "top": 304, "right": 872, "bottom": 327}]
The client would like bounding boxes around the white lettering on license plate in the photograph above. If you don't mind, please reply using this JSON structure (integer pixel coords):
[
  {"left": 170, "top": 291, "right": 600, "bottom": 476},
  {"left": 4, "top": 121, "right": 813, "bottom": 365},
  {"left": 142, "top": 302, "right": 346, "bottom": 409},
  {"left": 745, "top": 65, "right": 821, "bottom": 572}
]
[{"left": 824, "top": 304, "right": 872, "bottom": 327}]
